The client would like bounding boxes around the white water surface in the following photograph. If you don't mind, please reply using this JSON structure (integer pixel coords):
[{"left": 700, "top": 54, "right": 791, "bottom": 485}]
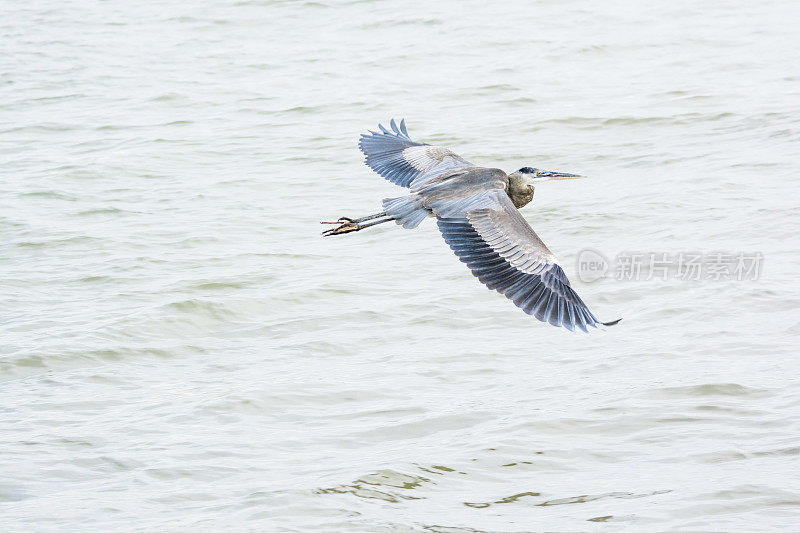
[{"left": 3, "top": 0, "right": 800, "bottom": 530}]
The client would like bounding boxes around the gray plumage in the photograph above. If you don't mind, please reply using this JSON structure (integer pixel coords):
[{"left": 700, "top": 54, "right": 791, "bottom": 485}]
[
  {"left": 358, "top": 118, "right": 473, "bottom": 189},
  {"left": 324, "top": 119, "right": 620, "bottom": 332}
]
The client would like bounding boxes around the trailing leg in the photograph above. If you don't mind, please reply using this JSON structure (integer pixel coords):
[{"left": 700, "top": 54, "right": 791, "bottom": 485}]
[{"left": 320, "top": 212, "right": 395, "bottom": 236}]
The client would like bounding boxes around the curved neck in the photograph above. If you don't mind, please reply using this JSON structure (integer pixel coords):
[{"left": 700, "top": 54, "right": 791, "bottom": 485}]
[{"left": 508, "top": 173, "right": 534, "bottom": 209}]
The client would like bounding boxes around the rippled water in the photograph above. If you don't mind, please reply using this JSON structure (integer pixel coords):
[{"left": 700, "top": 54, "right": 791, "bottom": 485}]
[{"left": 3, "top": 0, "right": 800, "bottom": 530}]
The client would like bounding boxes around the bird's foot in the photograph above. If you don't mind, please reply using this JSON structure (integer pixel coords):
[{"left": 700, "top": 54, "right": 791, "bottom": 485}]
[
  {"left": 321, "top": 217, "right": 361, "bottom": 236},
  {"left": 320, "top": 217, "right": 355, "bottom": 225},
  {"left": 320, "top": 212, "right": 393, "bottom": 236}
]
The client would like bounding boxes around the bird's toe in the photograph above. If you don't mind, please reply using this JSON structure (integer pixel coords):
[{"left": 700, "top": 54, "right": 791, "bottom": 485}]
[
  {"left": 320, "top": 216, "right": 355, "bottom": 225},
  {"left": 322, "top": 223, "right": 360, "bottom": 236}
]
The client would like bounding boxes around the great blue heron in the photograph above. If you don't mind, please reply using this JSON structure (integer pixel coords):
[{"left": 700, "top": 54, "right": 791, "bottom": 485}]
[{"left": 322, "top": 119, "right": 620, "bottom": 332}]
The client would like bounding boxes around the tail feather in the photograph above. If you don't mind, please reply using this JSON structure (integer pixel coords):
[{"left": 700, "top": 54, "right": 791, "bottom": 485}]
[{"left": 382, "top": 195, "right": 430, "bottom": 229}]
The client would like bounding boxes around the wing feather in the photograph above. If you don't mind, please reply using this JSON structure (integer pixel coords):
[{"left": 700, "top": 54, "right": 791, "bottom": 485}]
[
  {"left": 427, "top": 169, "right": 618, "bottom": 330},
  {"left": 359, "top": 119, "right": 474, "bottom": 188}
]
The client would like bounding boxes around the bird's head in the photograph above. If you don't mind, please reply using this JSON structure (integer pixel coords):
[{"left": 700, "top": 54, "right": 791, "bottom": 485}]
[
  {"left": 506, "top": 167, "right": 586, "bottom": 208},
  {"left": 510, "top": 167, "right": 586, "bottom": 186}
]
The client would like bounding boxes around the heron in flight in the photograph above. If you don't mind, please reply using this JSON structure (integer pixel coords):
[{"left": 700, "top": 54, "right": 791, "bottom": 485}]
[{"left": 322, "top": 119, "right": 620, "bottom": 331}]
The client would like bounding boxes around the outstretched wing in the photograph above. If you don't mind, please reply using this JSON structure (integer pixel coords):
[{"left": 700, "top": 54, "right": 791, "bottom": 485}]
[
  {"left": 359, "top": 119, "right": 473, "bottom": 188},
  {"left": 418, "top": 169, "right": 619, "bottom": 331}
]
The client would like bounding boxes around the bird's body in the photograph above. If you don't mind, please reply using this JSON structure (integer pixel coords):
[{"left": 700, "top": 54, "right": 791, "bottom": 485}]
[{"left": 322, "top": 119, "right": 620, "bottom": 332}]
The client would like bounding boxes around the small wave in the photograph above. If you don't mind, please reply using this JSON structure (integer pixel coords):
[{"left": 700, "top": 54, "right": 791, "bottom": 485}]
[
  {"left": 317, "top": 469, "right": 433, "bottom": 503},
  {"left": 75, "top": 207, "right": 126, "bottom": 216},
  {"left": 20, "top": 190, "right": 76, "bottom": 200},
  {"left": 165, "top": 298, "right": 238, "bottom": 320},
  {"left": 464, "top": 489, "right": 671, "bottom": 509},
  {"left": 652, "top": 383, "right": 768, "bottom": 398}
]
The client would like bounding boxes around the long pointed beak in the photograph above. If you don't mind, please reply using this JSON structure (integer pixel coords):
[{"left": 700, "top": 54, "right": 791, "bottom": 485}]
[{"left": 540, "top": 170, "right": 586, "bottom": 180}]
